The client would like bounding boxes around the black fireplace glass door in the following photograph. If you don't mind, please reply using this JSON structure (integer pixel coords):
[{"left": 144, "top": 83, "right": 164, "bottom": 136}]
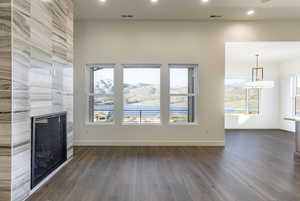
[{"left": 31, "top": 113, "right": 67, "bottom": 189}]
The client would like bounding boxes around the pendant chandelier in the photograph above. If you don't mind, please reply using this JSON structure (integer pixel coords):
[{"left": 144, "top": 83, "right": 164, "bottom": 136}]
[{"left": 245, "top": 54, "right": 274, "bottom": 89}]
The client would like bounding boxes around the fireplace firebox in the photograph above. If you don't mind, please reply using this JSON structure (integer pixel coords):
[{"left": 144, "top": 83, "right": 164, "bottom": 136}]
[{"left": 31, "top": 112, "right": 67, "bottom": 189}]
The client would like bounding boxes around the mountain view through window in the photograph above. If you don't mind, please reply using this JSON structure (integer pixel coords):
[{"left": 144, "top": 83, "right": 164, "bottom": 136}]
[
  {"left": 225, "top": 79, "right": 259, "bottom": 114},
  {"left": 169, "top": 66, "right": 196, "bottom": 123},
  {"left": 89, "top": 66, "right": 114, "bottom": 123},
  {"left": 123, "top": 66, "right": 160, "bottom": 124}
]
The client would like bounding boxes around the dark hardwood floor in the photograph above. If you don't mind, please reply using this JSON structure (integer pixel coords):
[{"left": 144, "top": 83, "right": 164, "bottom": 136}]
[{"left": 27, "top": 130, "right": 300, "bottom": 201}]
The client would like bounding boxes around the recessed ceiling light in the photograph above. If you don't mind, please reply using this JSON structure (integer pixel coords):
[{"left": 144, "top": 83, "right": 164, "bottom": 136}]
[
  {"left": 247, "top": 10, "right": 255, "bottom": 16},
  {"left": 99, "top": 0, "right": 106, "bottom": 3},
  {"left": 151, "top": 0, "right": 159, "bottom": 4},
  {"left": 202, "top": 0, "right": 209, "bottom": 3}
]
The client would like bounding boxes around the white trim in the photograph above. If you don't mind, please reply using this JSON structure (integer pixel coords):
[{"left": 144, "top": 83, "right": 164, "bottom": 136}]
[
  {"left": 85, "top": 64, "right": 116, "bottom": 124},
  {"left": 225, "top": 113, "right": 262, "bottom": 117},
  {"left": 89, "top": 94, "right": 114, "bottom": 97},
  {"left": 168, "top": 64, "right": 198, "bottom": 69},
  {"left": 169, "top": 93, "right": 196, "bottom": 96},
  {"left": 246, "top": 87, "right": 261, "bottom": 115},
  {"left": 122, "top": 64, "right": 162, "bottom": 124},
  {"left": 226, "top": 128, "right": 282, "bottom": 130},
  {"left": 121, "top": 123, "right": 162, "bottom": 126},
  {"left": 86, "top": 122, "right": 115, "bottom": 126},
  {"left": 85, "top": 63, "right": 201, "bottom": 126},
  {"left": 74, "top": 140, "right": 225, "bottom": 146},
  {"left": 86, "top": 63, "right": 116, "bottom": 67},
  {"left": 122, "top": 64, "right": 161, "bottom": 68},
  {"left": 167, "top": 122, "right": 200, "bottom": 126},
  {"left": 169, "top": 64, "right": 199, "bottom": 124}
]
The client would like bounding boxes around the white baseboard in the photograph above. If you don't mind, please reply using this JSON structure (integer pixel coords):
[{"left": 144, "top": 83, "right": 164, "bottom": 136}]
[
  {"left": 225, "top": 128, "right": 295, "bottom": 133},
  {"left": 279, "top": 128, "right": 295, "bottom": 133},
  {"left": 74, "top": 140, "right": 225, "bottom": 146},
  {"left": 225, "top": 128, "right": 281, "bottom": 130}
]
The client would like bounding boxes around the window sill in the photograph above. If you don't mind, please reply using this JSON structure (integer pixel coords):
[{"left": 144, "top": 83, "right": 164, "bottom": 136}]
[
  {"left": 168, "top": 122, "right": 200, "bottom": 126},
  {"left": 225, "top": 114, "right": 261, "bottom": 117},
  {"left": 85, "top": 122, "right": 200, "bottom": 126},
  {"left": 121, "top": 123, "right": 162, "bottom": 126}
]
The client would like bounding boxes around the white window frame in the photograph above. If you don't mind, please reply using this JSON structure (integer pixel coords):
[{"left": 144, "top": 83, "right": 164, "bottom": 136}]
[
  {"left": 85, "top": 63, "right": 200, "bottom": 126},
  {"left": 86, "top": 64, "right": 115, "bottom": 124},
  {"left": 122, "top": 64, "right": 162, "bottom": 125},
  {"left": 224, "top": 78, "right": 261, "bottom": 116},
  {"left": 245, "top": 88, "right": 261, "bottom": 115},
  {"left": 168, "top": 64, "right": 198, "bottom": 124}
]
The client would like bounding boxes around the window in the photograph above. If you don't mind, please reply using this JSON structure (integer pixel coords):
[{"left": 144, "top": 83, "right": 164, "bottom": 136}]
[
  {"left": 225, "top": 79, "right": 260, "bottom": 115},
  {"left": 247, "top": 88, "right": 260, "bottom": 114},
  {"left": 87, "top": 64, "right": 114, "bottom": 123},
  {"left": 123, "top": 65, "right": 160, "bottom": 124},
  {"left": 296, "top": 76, "right": 300, "bottom": 116},
  {"left": 169, "top": 65, "right": 197, "bottom": 123}
]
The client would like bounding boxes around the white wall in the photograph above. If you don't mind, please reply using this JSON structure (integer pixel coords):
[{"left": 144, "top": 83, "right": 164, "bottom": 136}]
[
  {"left": 225, "top": 62, "right": 280, "bottom": 129},
  {"left": 280, "top": 58, "right": 300, "bottom": 132},
  {"left": 74, "top": 20, "right": 300, "bottom": 146}
]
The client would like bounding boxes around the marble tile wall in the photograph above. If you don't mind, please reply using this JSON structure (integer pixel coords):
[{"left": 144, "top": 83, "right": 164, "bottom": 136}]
[
  {"left": 51, "top": 0, "right": 74, "bottom": 159},
  {"left": 0, "top": 1, "right": 12, "bottom": 201},
  {"left": 11, "top": 0, "right": 31, "bottom": 200},
  {"left": 0, "top": 0, "right": 73, "bottom": 200}
]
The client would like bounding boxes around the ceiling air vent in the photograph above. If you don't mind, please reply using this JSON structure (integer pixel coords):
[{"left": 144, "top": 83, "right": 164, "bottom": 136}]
[
  {"left": 121, "top": 14, "right": 134, "bottom": 19},
  {"left": 210, "top": 15, "right": 223, "bottom": 19}
]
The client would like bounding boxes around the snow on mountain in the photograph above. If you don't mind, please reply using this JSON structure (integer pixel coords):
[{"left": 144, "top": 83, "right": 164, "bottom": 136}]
[{"left": 95, "top": 79, "right": 114, "bottom": 94}]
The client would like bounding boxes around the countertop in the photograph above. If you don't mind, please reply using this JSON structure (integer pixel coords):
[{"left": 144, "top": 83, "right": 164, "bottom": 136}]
[{"left": 285, "top": 116, "right": 300, "bottom": 122}]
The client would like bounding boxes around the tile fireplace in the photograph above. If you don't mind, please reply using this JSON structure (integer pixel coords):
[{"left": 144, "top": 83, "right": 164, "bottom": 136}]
[{"left": 31, "top": 112, "right": 67, "bottom": 189}]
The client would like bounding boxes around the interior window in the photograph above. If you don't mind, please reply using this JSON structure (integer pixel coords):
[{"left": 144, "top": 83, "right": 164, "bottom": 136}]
[
  {"left": 225, "top": 79, "right": 260, "bottom": 115},
  {"left": 247, "top": 88, "right": 260, "bottom": 114}
]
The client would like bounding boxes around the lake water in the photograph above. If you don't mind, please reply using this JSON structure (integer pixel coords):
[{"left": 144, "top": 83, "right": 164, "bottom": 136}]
[
  {"left": 95, "top": 105, "right": 188, "bottom": 117},
  {"left": 95, "top": 105, "right": 247, "bottom": 116}
]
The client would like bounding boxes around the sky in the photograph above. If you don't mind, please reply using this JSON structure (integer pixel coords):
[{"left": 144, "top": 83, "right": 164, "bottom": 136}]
[
  {"left": 225, "top": 79, "right": 247, "bottom": 86},
  {"left": 94, "top": 68, "right": 114, "bottom": 82},
  {"left": 124, "top": 68, "right": 160, "bottom": 85},
  {"left": 95, "top": 67, "right": 189, "bottom": 87},
  {"left": 170, "top": 68, "right": 188, "bottom": 88}
]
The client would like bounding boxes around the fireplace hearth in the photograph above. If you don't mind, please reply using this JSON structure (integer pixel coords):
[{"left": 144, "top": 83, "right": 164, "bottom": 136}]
[{"left": 31, "top": 112, "right": 67, "bottom": 189}]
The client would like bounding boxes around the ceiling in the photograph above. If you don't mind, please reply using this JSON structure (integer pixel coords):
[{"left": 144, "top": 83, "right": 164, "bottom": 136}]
[
  {"left": 226, "top": 42, "right": 300, "bottom": 64},
  {"left": 74, "top": 0, "right": 300, "bottom": 20}
]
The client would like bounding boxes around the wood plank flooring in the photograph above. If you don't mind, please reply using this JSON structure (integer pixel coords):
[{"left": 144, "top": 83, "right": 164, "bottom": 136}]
[{"left": 27, "top": 130, "right": 300, "bottom": 201}]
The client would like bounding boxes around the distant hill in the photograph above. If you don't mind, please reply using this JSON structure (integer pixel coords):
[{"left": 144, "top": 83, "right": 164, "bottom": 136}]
[{"left": 95, "top": 79, "right": 186, "bottom": 106}]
